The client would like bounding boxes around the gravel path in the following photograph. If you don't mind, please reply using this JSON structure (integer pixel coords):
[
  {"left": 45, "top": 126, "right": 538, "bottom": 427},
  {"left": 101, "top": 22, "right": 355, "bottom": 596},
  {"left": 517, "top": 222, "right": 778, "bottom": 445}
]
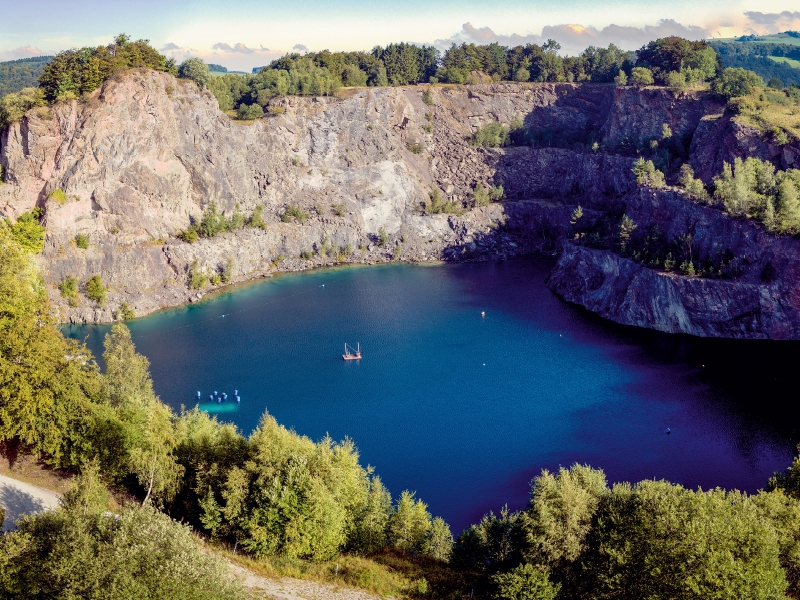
[
  {"left": 0, "top": 473, "right": 61, "bottom": 531},
  {"left": 229, "top": 562, "right": 395, "bottom": 600}
]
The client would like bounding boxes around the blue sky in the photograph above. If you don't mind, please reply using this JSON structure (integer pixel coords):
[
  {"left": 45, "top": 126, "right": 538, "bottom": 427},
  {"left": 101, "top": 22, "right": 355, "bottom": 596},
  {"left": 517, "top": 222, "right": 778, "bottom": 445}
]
[{"left": 2, "top": 0, "right": 800, "bottom": 70}]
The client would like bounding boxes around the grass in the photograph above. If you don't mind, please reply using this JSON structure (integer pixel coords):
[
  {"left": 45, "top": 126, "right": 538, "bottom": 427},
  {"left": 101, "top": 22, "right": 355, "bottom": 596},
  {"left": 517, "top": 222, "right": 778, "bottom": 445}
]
[
  {"left": 733, "top": 87, "right": 800, "bottom": 138},
  {"left": 221, "top": 547, "right": 487, "bottom": 599},
  {"left": 768, "top": 56, "right": 800, "bottom": 69}
]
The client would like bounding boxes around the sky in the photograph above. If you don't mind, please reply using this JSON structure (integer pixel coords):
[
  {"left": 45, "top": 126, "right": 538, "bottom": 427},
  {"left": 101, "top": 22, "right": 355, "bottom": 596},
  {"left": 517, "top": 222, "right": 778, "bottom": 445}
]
[{"left": 2, "top": 0, "right": 800, "bottom": 71}]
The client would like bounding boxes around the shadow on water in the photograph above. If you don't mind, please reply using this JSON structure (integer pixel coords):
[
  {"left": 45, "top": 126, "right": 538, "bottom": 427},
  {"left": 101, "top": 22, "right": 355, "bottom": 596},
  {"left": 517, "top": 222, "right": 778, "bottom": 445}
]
[{"left": 65, "top": 257, "right": 799, "bottom": 533}]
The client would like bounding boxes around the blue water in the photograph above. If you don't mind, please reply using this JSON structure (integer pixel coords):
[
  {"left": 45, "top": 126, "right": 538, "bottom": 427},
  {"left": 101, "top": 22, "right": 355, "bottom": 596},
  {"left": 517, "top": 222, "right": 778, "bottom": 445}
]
[{"left": 66, "top": 258, "right": 799, "bottom": 533}]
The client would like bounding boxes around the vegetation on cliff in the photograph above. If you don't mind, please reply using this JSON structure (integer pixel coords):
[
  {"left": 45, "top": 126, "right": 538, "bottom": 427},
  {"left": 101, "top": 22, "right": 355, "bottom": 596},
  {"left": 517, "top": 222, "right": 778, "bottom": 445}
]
[{"left": 0, "top": 56, "right": 53, "bottom": 97}]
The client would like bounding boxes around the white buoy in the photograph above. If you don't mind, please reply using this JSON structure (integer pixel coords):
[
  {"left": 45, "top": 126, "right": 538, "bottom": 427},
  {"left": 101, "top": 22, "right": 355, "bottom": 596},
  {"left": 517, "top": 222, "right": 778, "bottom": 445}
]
[
  {"left": 481, "top": 311, "right": 485, "bottom": 317},
  {"left": 234, "top": 390, "right": 238, "bottom": 396},
  {"left": 236, "top": 396, "right": 240, "bottom": 403},
  {"left": 197, "top": 391, "right": 201, "bottom": 398}
]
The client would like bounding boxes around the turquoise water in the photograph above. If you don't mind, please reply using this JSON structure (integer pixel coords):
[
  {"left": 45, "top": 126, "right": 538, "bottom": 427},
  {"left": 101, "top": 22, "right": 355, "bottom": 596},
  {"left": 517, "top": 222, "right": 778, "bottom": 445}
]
[{"left": 66, "top": 258, "right": 798, "bottom": 532}]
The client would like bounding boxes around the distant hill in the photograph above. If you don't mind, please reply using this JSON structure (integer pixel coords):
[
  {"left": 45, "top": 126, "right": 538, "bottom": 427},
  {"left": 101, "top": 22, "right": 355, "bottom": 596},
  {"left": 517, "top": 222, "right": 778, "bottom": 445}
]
[
  {"left": 711, "top": 32, "right": 800, "bottom": 87},
  {"left": 0, "top": 56, "right": 53, "bottom": 96}
]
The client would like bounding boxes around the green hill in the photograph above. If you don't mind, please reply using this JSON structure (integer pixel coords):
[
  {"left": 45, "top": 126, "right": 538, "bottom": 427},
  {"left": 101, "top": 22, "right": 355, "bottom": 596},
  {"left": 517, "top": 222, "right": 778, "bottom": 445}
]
[
  {"left": 0, "top": 56, "right": 53, "bottom": 97},
  {"left": 710, "top": 33, "right": 800, "bottom": 87}
]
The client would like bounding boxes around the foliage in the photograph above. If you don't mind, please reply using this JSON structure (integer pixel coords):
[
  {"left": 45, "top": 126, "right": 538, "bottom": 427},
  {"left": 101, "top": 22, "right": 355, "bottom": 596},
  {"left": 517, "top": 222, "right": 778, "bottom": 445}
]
[
  {"left": 9, "top": 210, "right": 45, "bottom": 253},
  {"left": 0, "top": 86, "right": 46, "bottom": 128},
  {"left": 178, "top": 57, "right": 210, "bottom": 89},
  {"left": 632, "top": 157, "right": 666, "bottom": 187},
  {"left": 377, "top": 227, "right": 388, "bottom": 247},
  {"left": 116, "top": 301, "right": 135, "bottom": 321},
  {"left": 473, "top": 183, "right": 491, "bottom": 207},
  {"left": 452, "top": 505, "right": 526, "bottom": 573},
  {"left": 613, "top": 70, "right": 627, "bottom": 86},
  {"left": 282, "top": 204, "right": 309, "bottom": 224},
  {"left": 236, "top": 102, "right": 263, "bottom": 120},
  {"left": 48, "top": 189, "right": 67, "bottom": 204},
  {"left": 712, "top": 67, "right": 765, "bottom": 99},
  {"left": 38, "top": 34, "right": 176, "bottom": 102},
  {"left": 0, "top": 226, "right": 100, "bottom": 465},
  {"left": 635, "top": 37, "right": 717, "bottom": 84},
  {"left": 471, "top": 121, "right": 510, "bottom": 147},
  {"left": 492, "top": 563, "right": 560, "bottom": 600},
  {"left": 221, "top": 257, "right": 234, "bottom": 284},
  {"left": 178, "top": 227, "right": 198, "bottom": 243},
  {"left": 710, "top": 41, "right": 800, "bottom": 88},
  {"left": 425, "top": 188, "right": 462, "bottom": 215},
  {"left": 58, "top": 275, "right": 79, "bottom": 306},
  {"left": 422, "top": 89, "right": 433, "bottom": 105},
  {"left": 85, "top": 275, "right": 107, "bottom": 306},
  {"left": 0, "top": 56, "right": 53, "bottom": 97},
  {"left": 75, "top": 233, "right": 89, "bottom": 249},
  {"left": 248, "top": 205, "right": 266, "bottom": 229},
  {"left": 713, "top": 157, "right": 800, "bottom": 233},
  {"left": 189, "top": 260, "right": 208, "bottom": 290},
  {"left": 0, "top": 504, "right": 246, "bottom": 599},
  {"left": 630, "top": 66, "right": 655, "bottom": 87},
  {"left": 678, "top": 164, "right": 709, "bottom": 202}
]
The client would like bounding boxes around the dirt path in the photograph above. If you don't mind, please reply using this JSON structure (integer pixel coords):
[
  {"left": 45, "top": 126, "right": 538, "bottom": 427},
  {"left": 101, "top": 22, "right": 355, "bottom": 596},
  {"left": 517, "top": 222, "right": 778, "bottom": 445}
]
[
  {"left": 229, "top": 561, "right": 396, "bottom": 600},
  {"left": 0, "top": 473, "right": 61, "bottom": 531}
]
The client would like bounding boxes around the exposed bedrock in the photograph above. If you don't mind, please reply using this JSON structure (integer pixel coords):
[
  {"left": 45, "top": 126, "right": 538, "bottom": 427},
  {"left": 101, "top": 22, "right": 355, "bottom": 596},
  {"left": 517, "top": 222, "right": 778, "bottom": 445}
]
[{"left": 1, "top": 69, "right": 799, "bottom": 337}]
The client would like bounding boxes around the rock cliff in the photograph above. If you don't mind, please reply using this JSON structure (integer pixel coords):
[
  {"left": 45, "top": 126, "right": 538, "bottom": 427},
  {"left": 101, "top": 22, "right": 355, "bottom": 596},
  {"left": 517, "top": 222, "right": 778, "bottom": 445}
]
[{"left": 1, "top": 69, "right": 799, "bottom": 338}]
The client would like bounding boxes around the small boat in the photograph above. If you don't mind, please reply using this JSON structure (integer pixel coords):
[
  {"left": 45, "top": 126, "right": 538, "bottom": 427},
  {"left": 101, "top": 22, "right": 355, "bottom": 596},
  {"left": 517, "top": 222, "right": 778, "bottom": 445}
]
[{"left": 342, "top": 342, "right": 362, "bottom": 361}]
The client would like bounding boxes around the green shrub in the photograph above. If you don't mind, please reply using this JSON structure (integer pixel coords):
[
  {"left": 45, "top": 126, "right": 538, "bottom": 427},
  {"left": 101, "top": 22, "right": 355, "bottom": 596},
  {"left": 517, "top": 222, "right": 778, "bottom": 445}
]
[
  {"left": 378, "top": 227, "right": 388, "bottom": 247},
  {"left": 425, "top": 187, "right": 462, "bottom": 215},
  {"left": 423, "top": 124, "right": 432, "bottom": 133},
  {"left": 665, "top": 70, "right": 687, "bottom": 96},
  {"left": 300, "top": 249, "right": 314, "bottom": 260},
  {"left": 712, "top": 67, "right": 765, "bottom": 99},
  {"left": 331, "top": 203, "right": 346, "bottom": 217},
  {"left": 178, "top": 57, "right": 210, "bottom": 89},
  {"left": 115, "top": 301, "right": 135, "bottom": 320},
  {"left": 237, "top": 103, "right": 263, "bottom": 120},
  {"left": 248, "top": 205, "right": 266, "bottom": 229},
  {"left": 267, "top": 105, "right": 285, "bottom": 116},
  {"left": 48, "top": 189, "right": 67, "bottom": 204},
  {"left": 632, "top": 157, "right": 666, "bottom": 188},
  {"left": 473, "top": 183, "right": 491, "bottom": 207},
  {"left": 490, "top": 184, "right": 504, "bottom": 200},
  {"left": 221, "top": 257, "right": 234, "bottom": 284},
  {"left": 85, "top": 275, "right": 107, "bottom": 306},
  {"left": 471, "top": 122, "right": 510, "bottom": 147},
  {"left": 75, "top": 233, "right": 89, "bottom": 249},
  {"left": 177, "top": 227, "right": 198, "bottom": 243},
  {"left": 614, "top": 71, "right": 628, "bottom": 86},
  {"left": 282, "top": 204, "right": 309, "bottom": 223},
  {"left": 422, "top": 89, "right": 433, "bottom": 105},
  {"left": 10, "top": 210, "right": 45, "bottom": 253},
  {"left": 407, "top": 142, "right": 424, "bottom": 154},
  {"left": 210, "top": 274, "right": 222, "bottom": 286},
  {"left": 59, "top": 275, "right": 79, "bottom": 307},
  {"left": 189, "top": 260, "right": 207, "bottom": 290},
  {"left": 678, "top": 164, "right": 709, "bottom": 202},
  {"left": 197, "top": 201, "right": 225, "bottom": 238},
  {"left": 492, "top": 564, "right": 560, "bottom": 600}
]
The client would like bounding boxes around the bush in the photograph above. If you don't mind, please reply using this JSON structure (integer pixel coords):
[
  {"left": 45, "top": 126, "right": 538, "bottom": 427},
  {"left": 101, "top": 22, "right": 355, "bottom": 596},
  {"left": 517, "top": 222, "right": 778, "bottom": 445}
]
[
  {"left": 613, "top": 70, "right": 628, "bottom": 86},
  {"left": 492, "top": 564, "right": 560, "bottom": 600},
  {"left": 236, "top": 103, "right": 263, "bottom": 120},
  {"left": 632, "top": 157, "right": 666, "bottom": 188},
  {"left": 178, "top": 57, "right": 210, "bottom": 89},
  {"left": 422, "top": 89, "right": 433, "bottom": 105},
  {"left": 9, "top": 210, "right": 45, "bottom": 253},
  {"left": 712, "top": 67, "right": 765, "bottom": 99},
  {"left": 471, "top": 122, "right": 510, "bottom": 147},
  {"left": 665, "top": 70, "right": 687, "bottom": 95},
  {"left": 0, "top": 87, "right": 46, "bottom": 127},
  {"left": 678, "top": 164, "right": 709, "bottom": 202},
  {"left": 59, "top": 275, "right": 79, "bottom": 306},
  {"left": 85, "top": 275, "right": 107, "bottom": 306},
  {"left": 378, "top": 227, "right": 388, "bottom": 247},
  {"left": 407, "top": 142, "right": 424, "bottom": 154},
  {"left": 630, "top": 67, "right": 654, "bottom": 87},
  {"left": 282, "top": 204, "right": 309, "bottom": 223},
  {"left": 248, "top": 205, "right": 266, "bottom": 229},
  {"left": 75, "top": 233, "right": 89, "bottom": 249},
  {"left": 189, "top": 260, "right": 207, "bottom": 290},
  {"left": 514, "top": 68, "right": 530, "bottom": 82},
  {"left": 331, "top": 203, "right": 346, "bottom": 217},
  {"left": 177, "top": 227, "right": 199, "bottom": 243},
  {"left": 48, "top": 189, "right": 67, "bottom": 204},
  {"left": 115, "top": 302, "right": 135, "bottom": 320},
  {"left": 473, "top": 183, "right": 491, "bottom": 207}
]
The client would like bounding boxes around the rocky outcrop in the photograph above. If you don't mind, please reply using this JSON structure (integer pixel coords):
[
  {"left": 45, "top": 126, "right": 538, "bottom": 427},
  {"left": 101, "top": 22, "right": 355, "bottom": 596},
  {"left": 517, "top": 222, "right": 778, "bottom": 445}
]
[{"left": 2, "top": 69, "right": 800, "bottom": 338}]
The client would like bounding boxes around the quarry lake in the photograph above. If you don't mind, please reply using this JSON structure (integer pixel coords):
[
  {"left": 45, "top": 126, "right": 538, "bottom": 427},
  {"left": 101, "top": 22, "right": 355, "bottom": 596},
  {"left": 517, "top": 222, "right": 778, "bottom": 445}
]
[{"left": 66, "top": 257, "right": 800, "bottom": 533}]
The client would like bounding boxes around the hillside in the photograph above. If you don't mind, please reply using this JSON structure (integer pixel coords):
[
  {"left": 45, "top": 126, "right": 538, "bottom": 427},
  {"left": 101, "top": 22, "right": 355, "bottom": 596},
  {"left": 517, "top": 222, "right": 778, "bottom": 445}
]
[
  {"left": 0, "top": 56, "right": 52, "bottom": 96},
  {"left": 2, "top": 68, "right": 800, "bottom": 337}
]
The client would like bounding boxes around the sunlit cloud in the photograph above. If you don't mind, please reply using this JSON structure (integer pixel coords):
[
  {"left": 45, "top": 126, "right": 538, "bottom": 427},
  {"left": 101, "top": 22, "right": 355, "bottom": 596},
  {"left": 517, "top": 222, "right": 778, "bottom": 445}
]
[
  {"left": 293, "top": 44, "right": 309, "bottom": 53},
  {"left": 743, "top": 10, "right": 800, "bottom": 33},
  {"left": 0, "top": 45, "right": 46, "bottom": 61}
]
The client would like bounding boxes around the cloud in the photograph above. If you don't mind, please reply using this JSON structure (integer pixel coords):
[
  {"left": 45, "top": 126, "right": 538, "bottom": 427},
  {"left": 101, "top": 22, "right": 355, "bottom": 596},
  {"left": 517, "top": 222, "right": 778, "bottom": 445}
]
[
  {"left": 0, "top": 45, "right": 45, "bottom": 61},
  {"left": 436, "top": 20, "right": 710, "bottom": 55},
  {"left": 293, "top": 44, "right": 309, "bottom": 53},
  {"left": 743, "top": 11, "right": 800, "bottom": 33},
  {"left": 211, "top": 42, "right": 272, "bottom": 54}
]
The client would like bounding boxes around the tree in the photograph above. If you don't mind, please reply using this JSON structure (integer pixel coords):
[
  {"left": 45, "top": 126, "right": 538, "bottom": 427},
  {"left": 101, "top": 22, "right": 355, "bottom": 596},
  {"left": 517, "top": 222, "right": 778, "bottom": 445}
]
[
  {"left": 711, "top": 67, "right": 764, "bottom": 99},
  {"left": 523, "top": 464, "right": 608, "bottom": 568},
  {"left": 0, "top": 225, "right": 100, "bottom": 465},
  {"left": 61, "top": 459, "right": 109, "bottom": 515},
  {"left": 0, "top": 87, "right": 46, "bottom": 127},
  {"left": 632, "top": 157, "right": 666, "bottom": 188},
  {"left": 618, "top": 214, "right": 638, "bottom": 255},
  {"left": 0, "top": 505, "right": 247, "bottom": 599},
  {"left": 178, "top": 57, "right": 210, "bottom": 89},
  {"left": 630, "top": 66, "right": 654, "bottom": 87},
  {"left": 9, "top": 210, "right": 45, "bottom": 253},
  {"left": 388, "top": 490, "right": 432, "bottom": 553},
  {"left": 423, "top": 516, "right": 454, "bottom": 560}
]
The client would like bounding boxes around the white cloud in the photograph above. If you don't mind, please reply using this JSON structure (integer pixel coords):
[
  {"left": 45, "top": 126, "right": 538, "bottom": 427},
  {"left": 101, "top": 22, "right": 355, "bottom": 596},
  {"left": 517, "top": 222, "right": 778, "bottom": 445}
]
[
  {"left": 0, "top": 45, "right": 47, "bottom": 61},
  {"left": 436, "top": 20, "right": 711, "bottom": 55},
  {"left": 293, "top": 44, "right": 309, "bottom": 53},
  {"left": 742, "top": 11, "right": 800, "bottom": 33}
]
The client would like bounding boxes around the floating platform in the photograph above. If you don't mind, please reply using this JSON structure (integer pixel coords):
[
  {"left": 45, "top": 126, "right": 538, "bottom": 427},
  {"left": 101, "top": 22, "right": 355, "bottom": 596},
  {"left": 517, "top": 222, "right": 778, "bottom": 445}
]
[{"left": 343, "top": 342, "right": 362, "bottom": 361}]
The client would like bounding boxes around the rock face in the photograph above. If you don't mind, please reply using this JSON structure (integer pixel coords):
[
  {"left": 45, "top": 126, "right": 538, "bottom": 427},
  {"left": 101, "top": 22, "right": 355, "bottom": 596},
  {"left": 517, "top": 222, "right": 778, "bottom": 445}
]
[{"left": 1, "top": 69, "right": 800, "bottom": 338}]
